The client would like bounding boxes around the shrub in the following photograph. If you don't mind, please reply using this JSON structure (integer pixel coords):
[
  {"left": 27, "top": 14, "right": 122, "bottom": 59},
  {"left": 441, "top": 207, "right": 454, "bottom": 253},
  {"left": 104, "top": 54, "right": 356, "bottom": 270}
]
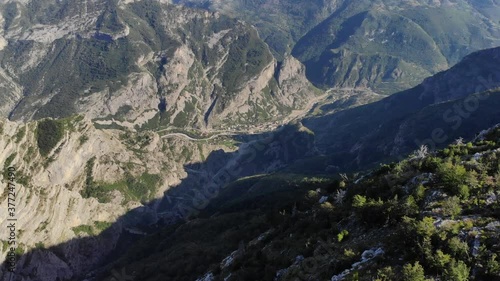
[
  {"left": 354, "top": 197, "right": 387, "bottom": 225},
  {"left": 486, "top": 254, "right": 500, "bottom": 276},
  {"left": 339, "top": 180, "right": 346, "bottom": 189},
  {"left": 441, "top": 196, "right": 462, "bottom": 219},
  {"left": 337, "top": 229, "right": 349, "bottom": 242},
  {"left": 414, "top": 185, "right": 427, "bottom": 202},
  {"left": 422, "top": 156, "right": 443, "bottom": 172},
  {"left": 36, "top": 119, "right": 64, "bottom": 156},
  {"left": 80, "top": 157, "right": 111, "bottom": 203},
  {"left": 457, "top": 185, "right": 470, "bottom": 200},
  {"left": 14, "top": 127, "right": 25, "bottom": 143},
  {"left": 352, "top": 195, "right": 367, "bottom": 208},
  {"left": 79, "top": 134, "right": 89, "bottom": 146},
  {"left": 431, "top": 250, "right": 451, "bottom": 270},
  {"left": 437, "top": 162, "right": 468, "bottom": 196},
  {"left": 402, "top": 261, "right": 426, "bottom": 281},
  {"left": 443, "top": 259, "right": 470, "bottom": 281},
  {"left": 72, "top": 225, "right": 94, "bottom": 236},
  {"left": 343, "top": 248, "right": 356, "bottom": 259},
  {"left": 447, "top": 237, "right": 469, "bottom": 260},
  {"left": 376, "top": 266, "right": 396, "bottom": 281},
  {"left": 404, "top": 195, "right": 419, "bottom": 215},
  {"left": 4, "top": 153, "right": 16, "bottom": 168}
]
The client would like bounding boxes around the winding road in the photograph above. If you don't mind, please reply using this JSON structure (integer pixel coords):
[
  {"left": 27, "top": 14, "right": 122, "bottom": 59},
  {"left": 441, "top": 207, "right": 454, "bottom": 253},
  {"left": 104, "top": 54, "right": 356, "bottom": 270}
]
[
  {"left": 159, "top": 91, "right": 335, "bottom": 141},
  {"left": 160, "top": 132, "right": 238, "bottom": 141}
]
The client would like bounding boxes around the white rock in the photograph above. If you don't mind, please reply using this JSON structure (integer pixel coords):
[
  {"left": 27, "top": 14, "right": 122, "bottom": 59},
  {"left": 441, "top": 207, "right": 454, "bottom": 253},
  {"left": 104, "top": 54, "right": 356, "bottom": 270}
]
[{"left": 196, "top": 272, "right": 215, "bottom": 281}]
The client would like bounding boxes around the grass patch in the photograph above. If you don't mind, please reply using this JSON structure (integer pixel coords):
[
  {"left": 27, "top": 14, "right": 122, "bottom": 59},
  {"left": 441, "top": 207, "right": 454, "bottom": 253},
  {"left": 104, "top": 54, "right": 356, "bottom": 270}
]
[
  {"left": 81, "top": 157, "right": 161, "bottom": 204},
  {"left": 71, "top": 224, "right": 94, "bottom": 236},
  {"left": 4, "top": 152, "right": 16, "bottom": 168},
  {"left": 14, "top": 127, "right": 25, "bottom": 143}
]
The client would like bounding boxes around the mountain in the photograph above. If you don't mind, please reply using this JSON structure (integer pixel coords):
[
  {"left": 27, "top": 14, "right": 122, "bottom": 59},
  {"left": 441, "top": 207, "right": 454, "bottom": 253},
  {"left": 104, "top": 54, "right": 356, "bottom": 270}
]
[
  {"left": 291, "top": 0, "right": 500, "bottom": 95},
  {"left": 96, "top": 123, "right": 500, "bottom": 281},
  {"left": 173, "top": 0, "right": 340, "bottom": 58},
  {"left": 173, "top": 0, "right": 500, "bottom": 95},
  {"left": 0, "top": 114, "right": 316, "bottom": 280},
  {"left": 301, "top": 46, "right": 500, "bottom": 171},
  {"left": 0, "top": 1, "right": 500, "bottom": 281},
  {"left": 0, "top": 0, "right": 319, "bottom": 129},
  {"left": 1, "top": 44, "right": 499, "bottom": 281}
]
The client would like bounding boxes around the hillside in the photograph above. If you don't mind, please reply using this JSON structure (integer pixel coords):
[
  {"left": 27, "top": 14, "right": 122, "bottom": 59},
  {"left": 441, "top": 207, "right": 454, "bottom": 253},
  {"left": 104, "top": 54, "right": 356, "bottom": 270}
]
[
  {"left": 2, "top": 47, "right": 499, "bottom": 280},
  {"left": 292, "top": 0, "right": 500, "bottom": 94},
  {"left": 0, "top": 0, "right": 320, "bottom": 129},
  {"left": 0, "top": 116, "right": 316, "bottom": 281},
  {"left": 173, "top": 0, "right": 500, "bottom": 95},
  {"left": 173, "top": 0, "right": 340, "bottom": 58},
  {"left": 94, "top": 124, "right": 500, "bottom": 281},
  {"left": 0, "top": 1, "right": 499, "bottom": 280},
  {"left": 302, "top": 46, "right": 500, "bottom": 172}
]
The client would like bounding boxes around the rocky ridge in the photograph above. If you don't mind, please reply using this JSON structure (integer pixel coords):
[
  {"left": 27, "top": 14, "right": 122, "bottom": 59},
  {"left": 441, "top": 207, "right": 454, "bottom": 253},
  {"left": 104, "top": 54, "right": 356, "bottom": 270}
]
[{"left": 0, "top": 0, "right": 320, "bottom": 131}]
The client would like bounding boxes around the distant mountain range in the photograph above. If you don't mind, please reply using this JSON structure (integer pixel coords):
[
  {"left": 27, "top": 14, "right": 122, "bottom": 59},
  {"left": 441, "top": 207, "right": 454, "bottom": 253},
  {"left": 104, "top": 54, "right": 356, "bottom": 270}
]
[
  {"left": 0, "top": 0, "right": 318, "bottom": 129},
  {"left": 303, "top": 46, "right": 500, "bottom": 171},
  {"left": 179, "top": 0, "right": 500, "bottom": 94},
  {"left": 0, "top": 1, "right": 500, "bottom": 281}
]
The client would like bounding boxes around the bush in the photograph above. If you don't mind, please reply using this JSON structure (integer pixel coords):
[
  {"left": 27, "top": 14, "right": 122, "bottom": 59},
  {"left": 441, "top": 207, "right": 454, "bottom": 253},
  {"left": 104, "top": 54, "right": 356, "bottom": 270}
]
[
  {"left": 421, "top": 156, "right": 442, "bottom": 172},
  {"left": 437, "top": 162, "right": 468, "bottom": 196},
  {"left": 354, "top": 197, "right": 388, "bottom": 225},
  {"left": 36, "top": 119, "right": 64, "bottom": 156},
  {"left": 457, "top": 185, "right": 470, "bottom": 200},
  {"left": 402, "top": 261, "right": 426, "bottom": 281},
  {"left": 431, "top": 250, "right": 451, "bottom": 270},
  {"left": 414, "top": 185, "right": 427, "bottom": 202},
  {"left": 443, "top": 259, "right": 469, "bottom": 281},
  {"left": 447, "top": 237, "right": 469, "bottom": 260},
  {"left": 14, "top": 127, "right": 25, "bottom": 143},
  {"left": 80, "top": 157, "right": 111, "bottom": 203},
  {"left": 402, "top": 195, "right": 419, "bottom": 216},
  {"left": 337, "top": 229, "right": 349, "bottom": 242},
  {"left": 486, "top": 254, "right": 500, "bottom": 276},
  {"left": 352, "top": 195, "right": 367, "bottom": 208},
  {"left": 441, "top": 196, "right": 462, "bottom": 219},
  {"left": 376, "top": 266, "right": 396, "bottom": 281}
]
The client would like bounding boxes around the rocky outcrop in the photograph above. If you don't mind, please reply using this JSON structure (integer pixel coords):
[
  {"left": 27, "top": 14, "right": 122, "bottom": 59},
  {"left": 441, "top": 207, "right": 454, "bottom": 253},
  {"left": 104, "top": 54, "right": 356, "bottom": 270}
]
[
  {"left": 0, "top": 116, "right": 316, "bottom": 280},
  {"left": 0, "top": 116, "right": 234, "bottom": 280},
  {"left": 0, "top": 0, "right": 321, "bottom": 131}
]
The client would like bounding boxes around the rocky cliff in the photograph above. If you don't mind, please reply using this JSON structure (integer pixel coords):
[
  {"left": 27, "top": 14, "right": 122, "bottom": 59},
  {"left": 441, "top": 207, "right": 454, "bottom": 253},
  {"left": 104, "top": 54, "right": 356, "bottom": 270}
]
[
  {"left": 0, "top": 0, "right": 320, "bottom": 130},
  {"left": 0, "top": 115, "right": 316, "bottom": 280}
]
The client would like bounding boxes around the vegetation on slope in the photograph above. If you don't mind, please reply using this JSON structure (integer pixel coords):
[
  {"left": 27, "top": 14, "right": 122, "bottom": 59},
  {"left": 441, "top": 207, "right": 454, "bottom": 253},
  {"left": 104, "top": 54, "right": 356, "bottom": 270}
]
[
  {"left": 100, "top": 126, "right": 500, "bottom": 280},
  {"left": 81, "top": 156, "right": 161, "bottom": 204},
  {"left": 36, "top": 119, "right": 64, "bottom": 156},
  {"left": 292, "top": 1, "right": 500, "bottom": 94}
]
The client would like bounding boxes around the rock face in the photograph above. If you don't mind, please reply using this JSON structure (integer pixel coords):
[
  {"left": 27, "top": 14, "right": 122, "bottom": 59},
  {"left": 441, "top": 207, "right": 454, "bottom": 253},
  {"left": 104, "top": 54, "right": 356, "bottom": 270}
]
[
  {"left": 0, "top": 116, "right": 316, "bottom": 280},
  {"left": 175, "top": 0, "right": 500, "bottom": 95},
  {"left": 0, "top": 1, "right": 322, "bottom": 279},
  {"left": 0, "top": 116, "right": 222, "bottom": 280},
  {"left": 0, "top": 0, "right": 319, "bottom": 130}
]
